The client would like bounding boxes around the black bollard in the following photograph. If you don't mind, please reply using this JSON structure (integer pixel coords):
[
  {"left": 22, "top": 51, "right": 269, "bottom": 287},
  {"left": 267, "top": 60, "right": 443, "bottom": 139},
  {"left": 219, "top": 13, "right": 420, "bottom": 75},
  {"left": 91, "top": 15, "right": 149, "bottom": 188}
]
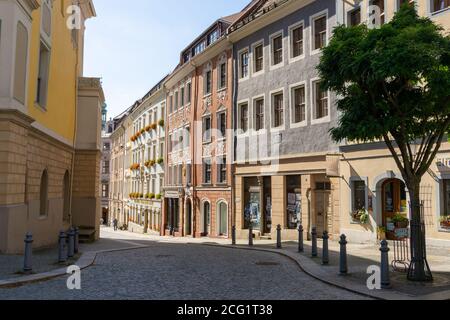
[
  {"left": 276, "top": 225, "right": 282, "bottom": 249},
  {"left": 380, "top": 240, "right": 391, "bottom": 289},
  {"left": 248, "top": 226, "right": 253, "bottom": 246},
  {"left": 311, "top": 227, "right": 318, "bottom": 257},
  {"left": 298, "top": 225, "right": 304, "bottom": 253},
  {"left": 232, "top": 226, "right": 236, "bottom": 246},
  {"left": 68, "top": 228, "right": 75, "bottom": 258},
  {"left": 339, "top": 234, "right": 348, "bottom": 275},
  {"left": 58, "top": 231, "right": 67, "bottom": 264},
  {"left": 322, "top": 231, "right": 329, "bottom": 265},
  {"left": 23, "top": 233, "right": 33, "bottom": 274}
]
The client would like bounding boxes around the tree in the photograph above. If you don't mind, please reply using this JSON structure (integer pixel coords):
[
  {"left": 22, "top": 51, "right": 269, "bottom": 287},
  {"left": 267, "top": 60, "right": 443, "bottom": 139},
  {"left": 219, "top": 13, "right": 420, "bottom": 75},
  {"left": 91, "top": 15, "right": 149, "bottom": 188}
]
[{"left": 318, "top": 4, "right": 450, "bottom": 281}]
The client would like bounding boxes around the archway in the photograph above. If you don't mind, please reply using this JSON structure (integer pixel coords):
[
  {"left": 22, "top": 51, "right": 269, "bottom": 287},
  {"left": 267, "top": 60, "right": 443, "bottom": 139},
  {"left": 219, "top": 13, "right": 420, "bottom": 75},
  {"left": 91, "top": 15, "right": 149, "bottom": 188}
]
[{"left": 217, "top": 200, "right": 228, "bottom": 236}]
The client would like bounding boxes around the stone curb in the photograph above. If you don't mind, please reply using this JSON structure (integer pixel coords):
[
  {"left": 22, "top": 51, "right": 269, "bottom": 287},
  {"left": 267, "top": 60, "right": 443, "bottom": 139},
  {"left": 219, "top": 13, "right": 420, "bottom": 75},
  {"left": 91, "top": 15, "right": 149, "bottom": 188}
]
[
  {"left": 0, "top": 245, "right": 150, "bottom": 289},
  {"left": 202, "top": 243, "right": 450, "bottom": 301}
]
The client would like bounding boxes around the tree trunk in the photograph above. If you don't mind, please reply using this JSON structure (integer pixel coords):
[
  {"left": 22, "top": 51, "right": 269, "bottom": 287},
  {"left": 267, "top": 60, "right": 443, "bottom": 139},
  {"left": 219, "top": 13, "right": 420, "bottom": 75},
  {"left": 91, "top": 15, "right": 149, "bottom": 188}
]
[{"left": 406, "top": 178, "right": 432, "bottom": 281}]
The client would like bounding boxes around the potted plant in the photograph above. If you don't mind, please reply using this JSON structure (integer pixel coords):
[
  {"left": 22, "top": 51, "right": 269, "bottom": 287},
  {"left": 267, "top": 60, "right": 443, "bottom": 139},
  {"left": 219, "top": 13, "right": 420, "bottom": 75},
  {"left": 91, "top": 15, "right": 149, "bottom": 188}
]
[
  {"left": 145, "top": 125, "right": 152, "bottom": 132},
  {"left": 377, "top": 226, "right": 387, "bottom": 240},
  {"left": 351, "top": 209, "right": 369, "bottom": 224},
  {"left": 158, "top": 119, "right": 165, "bottom": 127},
  {"left": 440, "top": 216, "right": 450, "bottom": 229},
  {"left": 392, "top": 213, "right": 409, "bottom": 228},
  {"left": 156, "top": 194, "right": 162, "bottom": 200},
  {"left": 140, "top": 128, "right": 145, "bottom": 135},
  {"left": 148, "top": 193, "right": 155, "bottom": 199},
  {"left": 150, "top": 123, "right": 157, "bottom": 130},
  {"left": 157, "top": 157, "right": 164, "bottom": 165}
]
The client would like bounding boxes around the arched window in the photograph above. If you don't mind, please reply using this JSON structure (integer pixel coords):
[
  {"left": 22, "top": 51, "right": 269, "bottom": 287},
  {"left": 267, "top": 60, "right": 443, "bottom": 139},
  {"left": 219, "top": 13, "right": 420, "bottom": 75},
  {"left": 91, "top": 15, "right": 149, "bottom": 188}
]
[
  {"left": 40, "top": 170, "right": 49, "bottom": 217},
  {"left": 217, "top": 201, "right": 228, "bottom": 236},
  {"left": 63, "top": 171, "right": 70, "bottom": 222}
]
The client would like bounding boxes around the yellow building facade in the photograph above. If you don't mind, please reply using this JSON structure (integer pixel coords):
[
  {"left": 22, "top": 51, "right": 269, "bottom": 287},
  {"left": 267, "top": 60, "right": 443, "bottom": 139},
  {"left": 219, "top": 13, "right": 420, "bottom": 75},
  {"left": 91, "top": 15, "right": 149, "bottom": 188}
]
[
  {"left": 0, "top": 0, "right": 104, "bottom": 253},
  {"left": 338, "top": 0, "right": 450, "bottom": 246}
]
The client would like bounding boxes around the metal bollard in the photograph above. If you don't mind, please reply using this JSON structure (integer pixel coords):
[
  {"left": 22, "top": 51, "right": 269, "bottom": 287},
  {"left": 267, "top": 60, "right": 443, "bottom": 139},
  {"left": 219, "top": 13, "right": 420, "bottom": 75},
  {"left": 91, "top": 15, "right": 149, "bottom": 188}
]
[
  {"left": 74, "top": 227, "right": 79, "bottom": 254},
  {"left": 298, "top": 225, "right": 304, "bottom": 253},
  {"left": 339, "top": 234, "right": 348, "bottom": 275},
  {"left": 276, "top": 225, "right": 282, "bottom": 249},
  {"left": 248, "top": 226, "right": 253, "bottom": 246},
  {"left": 311, "top": 227, "right": 318, "bottom": 257},
  {"left": 322, "top": 231, "right": 329, "bottom": 265},
  {"left": 68, "top": 228, "right": 75, "bottom": 258},
  {"left": 232, "top": 226, "right": 236, "bottom": 246},
  {"left": 23, "top": 233, "right": 33, "bottom": 273},
  {"left": 380, "top": 240, "right": 391, "bottom": 289},
  {"left": 58, "top": 231, "right": 67, "bottom": 264}
]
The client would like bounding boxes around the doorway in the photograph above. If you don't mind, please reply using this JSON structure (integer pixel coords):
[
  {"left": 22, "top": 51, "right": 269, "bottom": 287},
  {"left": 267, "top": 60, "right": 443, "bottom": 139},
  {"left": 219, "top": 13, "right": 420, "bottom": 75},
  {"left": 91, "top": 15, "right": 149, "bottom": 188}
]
[
  {"left": 382, "top": 179, "right": 407, "bottom": 240},
  {"left": 185, "top": 199, "right": 192, "bottom": 236},
  {"left": 314, "top": 182, "right": 332, "bottom": 236},
  {"left": 202, "top": 201, "right": 211, "bottom": 236},
  {"left": 217, "top": 201, "right": 228, "bottom": 236}
]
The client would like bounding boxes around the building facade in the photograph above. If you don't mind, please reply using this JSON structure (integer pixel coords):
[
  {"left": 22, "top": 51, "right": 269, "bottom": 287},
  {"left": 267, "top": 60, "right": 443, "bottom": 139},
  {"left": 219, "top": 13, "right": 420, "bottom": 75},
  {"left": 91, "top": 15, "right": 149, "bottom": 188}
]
[
  {"left": 127, "top": 79, "right": 166, "bottom": 234},
  {"left": 0, "top": 0, "right": 104, "bottom": 253},
  {"left": 229, "top": 0, "right": 341, "bottom": 241},
  {"left": 163, "top": 15, "right": 238, "bottom": 238},
  {"left": 101, "top": 114, "right": 114, "bottom": 224},
  {"left": 337, "top": 0, "right": 450, "bottom": 246}
]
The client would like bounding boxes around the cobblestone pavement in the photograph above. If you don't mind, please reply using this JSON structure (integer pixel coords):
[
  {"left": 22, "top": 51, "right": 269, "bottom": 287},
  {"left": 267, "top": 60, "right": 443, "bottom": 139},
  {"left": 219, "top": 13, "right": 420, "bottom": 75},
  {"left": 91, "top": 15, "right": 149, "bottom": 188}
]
[{"left": 0, "top": 241, "right": 369, "bottom": 300}]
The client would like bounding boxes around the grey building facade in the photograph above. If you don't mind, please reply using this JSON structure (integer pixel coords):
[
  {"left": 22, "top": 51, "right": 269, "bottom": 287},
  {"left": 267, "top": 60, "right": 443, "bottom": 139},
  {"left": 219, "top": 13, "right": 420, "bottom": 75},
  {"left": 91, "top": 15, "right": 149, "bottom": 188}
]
[{"left": 229, "top": 0, "right": 341, "bottom": 240}]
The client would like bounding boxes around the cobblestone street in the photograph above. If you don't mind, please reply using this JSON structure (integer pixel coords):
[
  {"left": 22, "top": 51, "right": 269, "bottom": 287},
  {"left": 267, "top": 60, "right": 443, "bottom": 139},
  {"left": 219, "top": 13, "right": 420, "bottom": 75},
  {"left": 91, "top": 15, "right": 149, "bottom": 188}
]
[{"left": 0, "top": 230, "right": 368, "bottom": 300}]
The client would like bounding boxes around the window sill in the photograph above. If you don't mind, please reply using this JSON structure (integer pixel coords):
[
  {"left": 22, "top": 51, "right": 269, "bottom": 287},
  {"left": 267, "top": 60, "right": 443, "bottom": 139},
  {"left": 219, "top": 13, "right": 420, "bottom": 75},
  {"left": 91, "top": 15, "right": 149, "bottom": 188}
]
[
  {"left": 217, "top": 87, "right": 227, "bottom": 93},
  {"left": 290, "top": 121, "right": 307, "bottom": 129},
  {"left": 238, "top": 77, "right": 249, "bottom": 83},
  {"left": 269, "top": 62, "right": 284, "bottom": 71},
  {"left": 430, "top": 7, "right": 450, "bottom": 16},
  {"left": 289, "top": 54, "right": 305, "bottom": 64},
  {"left": 251, "top": 129, "right": 267, "bottom": 136},
  {"left": 311, "top": 116, "right": 330, "bottom": 126},
  {"left": 252, "top": 70, "right": 265, "bottom": 78},
  {"left": 203, "top": 93, "right": 212, "bottom": 99},
  {"left": 270, "top": 126, "right": 285, "bottom": 133}
]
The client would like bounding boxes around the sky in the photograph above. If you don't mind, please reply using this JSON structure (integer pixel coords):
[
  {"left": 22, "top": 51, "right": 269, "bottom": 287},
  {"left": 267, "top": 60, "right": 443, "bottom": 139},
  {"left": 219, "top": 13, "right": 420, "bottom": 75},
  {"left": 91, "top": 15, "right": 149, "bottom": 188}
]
[{"left": 83, "top": 0, "right": 251, "bottom": 119}]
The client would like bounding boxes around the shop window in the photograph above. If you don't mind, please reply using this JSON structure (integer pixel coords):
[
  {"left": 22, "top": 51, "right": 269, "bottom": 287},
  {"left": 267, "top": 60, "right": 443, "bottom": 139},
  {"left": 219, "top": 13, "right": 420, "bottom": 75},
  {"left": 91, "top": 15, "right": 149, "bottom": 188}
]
[
  {"left": 441, "top": 179, "right": 450, "bottom": 230},
  {"left": 286, "top": 176, "right": 302, "bottom": 229},
  {"left": 244, "top": 177, "right": 261, "bottom": 230},
  {"left": 351, "top": 180, "right": 367, "bottom": 213}
]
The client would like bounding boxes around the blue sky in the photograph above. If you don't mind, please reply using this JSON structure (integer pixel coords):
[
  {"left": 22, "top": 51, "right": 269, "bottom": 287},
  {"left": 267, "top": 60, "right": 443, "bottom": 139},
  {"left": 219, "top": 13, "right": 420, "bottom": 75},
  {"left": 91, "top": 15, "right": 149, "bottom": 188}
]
[{"left": 83, "top": 0, "right": 250, "bottom": 119}]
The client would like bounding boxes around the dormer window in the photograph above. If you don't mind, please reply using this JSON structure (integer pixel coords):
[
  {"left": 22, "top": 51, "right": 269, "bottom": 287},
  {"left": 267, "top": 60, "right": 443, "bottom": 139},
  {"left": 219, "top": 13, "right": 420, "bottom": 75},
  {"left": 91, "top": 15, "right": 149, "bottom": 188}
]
[{"left": 208, "top": 29, "right": 220, "bottom": 45}]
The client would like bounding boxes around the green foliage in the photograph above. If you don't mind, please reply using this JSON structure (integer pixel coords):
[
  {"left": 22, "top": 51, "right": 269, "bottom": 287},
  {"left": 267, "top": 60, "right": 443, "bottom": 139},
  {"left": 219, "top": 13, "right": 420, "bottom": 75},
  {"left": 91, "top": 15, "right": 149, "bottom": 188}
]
[{"left": 318, "top": 4, "right": 450, "bottom": 144}]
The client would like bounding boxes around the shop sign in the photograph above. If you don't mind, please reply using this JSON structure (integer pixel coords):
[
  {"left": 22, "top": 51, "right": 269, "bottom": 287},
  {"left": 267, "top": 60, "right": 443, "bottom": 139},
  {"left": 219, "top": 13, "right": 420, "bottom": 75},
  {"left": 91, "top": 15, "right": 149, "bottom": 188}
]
[{"left": 395, "top": 228, "right": 409, "bottom": 239}]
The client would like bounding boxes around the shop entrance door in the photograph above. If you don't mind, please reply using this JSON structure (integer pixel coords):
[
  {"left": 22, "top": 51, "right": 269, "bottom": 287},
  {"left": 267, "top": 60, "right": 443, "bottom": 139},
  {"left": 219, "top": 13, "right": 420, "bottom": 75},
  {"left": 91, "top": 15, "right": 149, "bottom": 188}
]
[
  {"left": 314, "top": 183, "right": 332, "bottom": 236},
  {"left": 382, "top": 179, "right": 407, "bottom": 240}
]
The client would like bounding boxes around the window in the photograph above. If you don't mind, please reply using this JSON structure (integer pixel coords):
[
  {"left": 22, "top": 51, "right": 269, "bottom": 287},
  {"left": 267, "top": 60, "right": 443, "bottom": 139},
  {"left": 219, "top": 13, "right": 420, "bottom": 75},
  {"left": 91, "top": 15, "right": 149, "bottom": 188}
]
[
  {"left": 186, "top": 163, "right": 192, "bottom": 185},
  {"left": 203, "top": 116, "right": 211, "bottom": 143},
  {"left": 186, "top": 83, "right": 192, "bottom": 104},
  {"left": 218, "top": 157, "right": 227, "bottom": 184},
  {"left": 272, "top": 34, "right": 283, "bottom": 65},
  {"left": 203, "top": 159, "right": 212, "bottom": 184},
  {"left": 352, "top": 180, "right": 367, "bottom": 212},
  {"left": 291, "top": 24, "right": 304, "bottom": 58},
  {"left": 348, "top": 8, "right": 361, "bottom": 26},
  {"left": 40, "top": 170, "right": 49, "bottom": 217},
  {"left": 239, "top": 103, "right": 249, "bottom": 133},
  {"left": 169, "top": 95, "right": 173, "bottom": 114},
  {"left": 208, "top": 29, "right": 220, "bottom": 45},
  {"left": 180, "top": 87, "right": 185, "bottom": 107},
  {"left": 272, "top": 92, "right": 284, "bottom": 128},
  {"left": 36, "top": 41, "right": 50, "bottom": 107},
  {"left": 239, "top": 50, "right": 249, "bottom": 79},
  {"left": 205, "top": 70, "right": 212, "bottom": 95},
  {"left": 316, "top": 182, "right": 331, "bottom": 191},
  {"left": 174, "top": 91, "right": 179, "bottom": 111},
  {"left": 313, "top": 80, "right": 329, "bottom": 120},
  {"left": 193, "top": 41, "right": 206, "bottom": 56},
  {"left": 217, "top": 201, "right": 228, "bottom": 236},
  {"left": 218, "top": 62, "right": 227, "bottom": 89},
  {"left": 432, "top": 0, "right": 450, "bottom": 12},
  {"left": 292, "top": 85, "right": 306, "bottom": 124},
  {"left": 254, "top": 98, "right": 265, "bottom": 132},
  {"left": 370, "top": 0, "right": 385, "bottom": 25},
  {"left": 218, "top": 112, "right": 226, "bottom": 139},
  {"left": 286, "top": 176, "right": 302, "bottom": 229},
  {"left": 13, "top": 22, "right": 28, "bottom": 105},
  {"left": 442, "top": 180, "right": 450, "bottom": 224},
  {"left": 254, "top": 43, "right": 264, "bottom": 73},
  {"left": 184, "top": 127, "right": 190, "bottom": 149},
  {"left": 102, "top": 161, "right": 110, "bottom": 174},
  {"left": 313, "top": 14, "right": 327, "bottom": 51},
  {"left": 102, "top": 184, "right": 109, "bottom": 198}
]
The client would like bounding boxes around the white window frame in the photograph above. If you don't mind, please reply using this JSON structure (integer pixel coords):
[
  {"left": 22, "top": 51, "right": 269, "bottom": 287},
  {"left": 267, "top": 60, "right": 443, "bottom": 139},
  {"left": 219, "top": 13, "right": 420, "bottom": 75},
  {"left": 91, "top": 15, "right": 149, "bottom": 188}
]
[
  {"left": 238, "top": 47, "right": 250, "bottom": 82},
  {"left": 311, "top": 77, "right": 331, "bottom": 125},
  {"left": 237, "top": 99, "right": 250, "bottom": 136},
  {"left": 289, "top": 81, "right": 308, "bottom": 128},
  {"left": 288, "top": 20, "right": 305, "bottom": 63},
  {"left": 269, "top": 88, "right": 286, "bottom": 132},
  {"left": 251, "top": 39, "right": 265, "bottom": 77},
  {"left": 269, "top": 30, "right": 284, "bottom": 70},
  {"left": 251, "top": 94, "right": 266, "bottom": 135},
  {"left": 427, "top": 0, "right": 450, "bottom": 16},
  {"left": 310, "top": 9, "right": 329, "bottom": 56}
]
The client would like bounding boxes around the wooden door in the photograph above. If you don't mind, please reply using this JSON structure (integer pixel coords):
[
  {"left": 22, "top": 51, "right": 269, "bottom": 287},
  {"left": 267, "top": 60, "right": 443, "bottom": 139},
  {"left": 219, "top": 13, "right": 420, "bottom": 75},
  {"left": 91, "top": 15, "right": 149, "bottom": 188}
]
[
  {"left": 382, "top": 179, "right": 407, "bottom": 240},
  {"left": 315, "top": 191, "right": 332, "bottom": 236}
]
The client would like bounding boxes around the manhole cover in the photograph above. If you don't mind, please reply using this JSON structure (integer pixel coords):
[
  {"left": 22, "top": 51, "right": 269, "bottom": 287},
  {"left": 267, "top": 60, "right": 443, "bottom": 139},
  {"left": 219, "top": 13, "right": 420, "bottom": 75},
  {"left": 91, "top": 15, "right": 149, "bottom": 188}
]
[{"left": 255, "top": 261, "right": 280, "bottom": 266}]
